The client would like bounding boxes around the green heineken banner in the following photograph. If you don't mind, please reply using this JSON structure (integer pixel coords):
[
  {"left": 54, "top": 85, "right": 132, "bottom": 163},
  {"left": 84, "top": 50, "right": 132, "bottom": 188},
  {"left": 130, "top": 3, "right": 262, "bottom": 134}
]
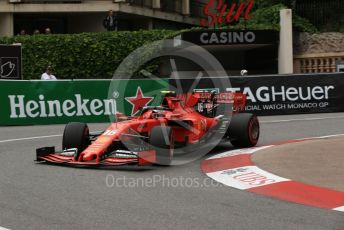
[{"left": 0, "top": 79, "right": 168, "bottom": 126}]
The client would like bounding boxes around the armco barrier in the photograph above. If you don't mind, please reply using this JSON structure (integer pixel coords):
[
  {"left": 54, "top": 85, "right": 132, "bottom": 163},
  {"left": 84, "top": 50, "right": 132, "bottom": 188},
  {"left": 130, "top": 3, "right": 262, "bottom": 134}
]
[
  {"left": 0, "top": 79, "right": 168, "bottom": 126},
  {"left": 169, "top": 73, "right": 344, "bottom": 115},
  {"left": 1, "top": 73, "right": 344, "bottom": 126}
]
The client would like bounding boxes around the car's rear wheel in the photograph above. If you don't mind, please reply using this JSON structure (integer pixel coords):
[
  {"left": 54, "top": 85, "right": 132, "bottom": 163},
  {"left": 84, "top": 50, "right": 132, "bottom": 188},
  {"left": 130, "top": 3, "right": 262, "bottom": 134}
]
[
  {"left": 228, "top": 113, "right": 260, "bottom": 148},
  {"left": 149, "top": 126, "right": 174, "bottom": 166},
  {"left": 62, "top": 122, "right": 90, "bottom": 160}
]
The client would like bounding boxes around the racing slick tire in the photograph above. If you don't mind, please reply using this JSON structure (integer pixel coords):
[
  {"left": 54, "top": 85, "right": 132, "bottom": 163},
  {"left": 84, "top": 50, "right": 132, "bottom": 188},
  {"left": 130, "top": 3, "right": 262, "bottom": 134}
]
[
  {"left": 62, "top": 122, "right": 90, "bottom": 160},
  {"left": 228, "top": 113, "right": 259, "bottom": 148},
  {"left": 150, "top": 126, "right": 174, "bottom": 166}
]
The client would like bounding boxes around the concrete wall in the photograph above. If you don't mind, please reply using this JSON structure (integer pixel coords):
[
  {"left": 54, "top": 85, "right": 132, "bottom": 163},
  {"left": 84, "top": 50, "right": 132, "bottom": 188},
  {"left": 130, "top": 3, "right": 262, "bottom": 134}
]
[{"left": 0, "top": 13, "right": 14, "bottom": 37}]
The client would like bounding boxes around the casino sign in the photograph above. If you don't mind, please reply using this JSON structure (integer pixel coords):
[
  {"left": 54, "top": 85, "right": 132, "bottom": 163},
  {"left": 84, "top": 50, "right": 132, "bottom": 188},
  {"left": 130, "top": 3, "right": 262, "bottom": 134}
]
[
  {"left": 200, "top": 31, "right": 256, "bottom": 45},
  {"left": 182, "top": 30, "right": 279, "bottom": 46}
]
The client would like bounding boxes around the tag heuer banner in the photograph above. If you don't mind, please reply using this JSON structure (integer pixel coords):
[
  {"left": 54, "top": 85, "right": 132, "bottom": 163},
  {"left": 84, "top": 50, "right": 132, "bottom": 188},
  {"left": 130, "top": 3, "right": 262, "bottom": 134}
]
[
  {"left": 0, "top": 45, "right": 22, "bottom": 80},
  {"left": 0, "top": 79, "right": 168, "bottom": 125},
  {"left": 169, "top": 73, "right": 344, "bottom": 116}
]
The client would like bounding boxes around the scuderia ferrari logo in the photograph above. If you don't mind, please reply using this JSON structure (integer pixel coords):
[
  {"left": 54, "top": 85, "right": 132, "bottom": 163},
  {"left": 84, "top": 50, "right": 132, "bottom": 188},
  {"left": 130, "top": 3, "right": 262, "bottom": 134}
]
[{"left": 8, "top": 94, "right": 117, "bottom": 118}]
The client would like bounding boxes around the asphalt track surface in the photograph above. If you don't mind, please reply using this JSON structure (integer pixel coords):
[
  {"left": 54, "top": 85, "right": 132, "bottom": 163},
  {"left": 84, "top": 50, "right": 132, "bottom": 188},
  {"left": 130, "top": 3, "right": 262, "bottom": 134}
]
[{"left": 1, "top": 113, "right": 344, "bottom": 230}]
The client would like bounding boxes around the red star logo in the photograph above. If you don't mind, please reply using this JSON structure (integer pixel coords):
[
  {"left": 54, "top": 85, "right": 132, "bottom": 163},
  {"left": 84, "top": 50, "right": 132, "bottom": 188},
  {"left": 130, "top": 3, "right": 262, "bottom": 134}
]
[{"left": 125, "top": 87, "right": 154, "bottom": 116}]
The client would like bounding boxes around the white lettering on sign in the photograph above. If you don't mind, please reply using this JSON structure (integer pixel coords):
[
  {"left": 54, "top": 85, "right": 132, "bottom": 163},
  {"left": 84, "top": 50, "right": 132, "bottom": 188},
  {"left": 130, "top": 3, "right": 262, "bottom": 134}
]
[
  {"left": 8, "top": 94, "right": 117, "bottom": 119},
  {"left": 226, "top": 86, "right": 335, "bottom": 103},
  {"left": 200, "top": 31, "right": 256, "bottom": 45}
]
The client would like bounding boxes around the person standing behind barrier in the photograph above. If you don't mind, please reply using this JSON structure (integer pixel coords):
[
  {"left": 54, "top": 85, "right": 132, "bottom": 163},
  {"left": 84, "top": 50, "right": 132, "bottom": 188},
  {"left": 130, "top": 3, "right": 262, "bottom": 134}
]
[
  {"left": 103, "top": 10, "right": 117, "bottom": 31},
  {"left": 45, "top": 28, "right": 52, "bottom": 34},
  {"left": 41, "top": 66, "right": 57, "bottom": 80}
]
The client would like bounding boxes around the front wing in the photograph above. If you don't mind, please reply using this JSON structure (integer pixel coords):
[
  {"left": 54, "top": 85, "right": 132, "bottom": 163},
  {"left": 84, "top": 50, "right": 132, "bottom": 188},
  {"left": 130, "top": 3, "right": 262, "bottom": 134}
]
[{"left": 36, "top": 147, "right": 156, "bottom": 168}]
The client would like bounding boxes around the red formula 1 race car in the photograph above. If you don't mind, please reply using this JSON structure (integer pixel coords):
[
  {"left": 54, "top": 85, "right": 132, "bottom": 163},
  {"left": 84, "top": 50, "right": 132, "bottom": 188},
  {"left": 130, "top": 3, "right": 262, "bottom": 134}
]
[{"left": 36, "top": 91, "right": 259, "bottom": 167}]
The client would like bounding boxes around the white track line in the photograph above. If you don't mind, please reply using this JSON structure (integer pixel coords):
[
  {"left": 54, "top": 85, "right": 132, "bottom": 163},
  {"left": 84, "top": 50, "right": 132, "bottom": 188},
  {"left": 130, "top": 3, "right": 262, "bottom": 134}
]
[
  {"left": 260, "top": 115, "right": 344, "bottom": 124},
  {"left": 0, "top": 134, "right": 61, "bottom": 144},
  {"left": 0, "top": 129, "right": 104, "bottom": 144},
  {"left": 280, "top": 133, "right": 344, "bottom": 143}
]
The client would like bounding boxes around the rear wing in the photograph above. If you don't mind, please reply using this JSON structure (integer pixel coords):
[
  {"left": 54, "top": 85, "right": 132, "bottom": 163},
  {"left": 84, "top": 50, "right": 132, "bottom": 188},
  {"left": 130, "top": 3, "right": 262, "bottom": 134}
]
[{"left": 179, "top": 92, "right": 247, "bottom": 113}]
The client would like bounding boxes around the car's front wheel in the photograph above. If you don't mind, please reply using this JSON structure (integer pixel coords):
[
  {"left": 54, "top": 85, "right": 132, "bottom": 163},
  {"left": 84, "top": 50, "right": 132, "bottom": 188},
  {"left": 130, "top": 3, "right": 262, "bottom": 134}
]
[
  {"left": 149, "top": 126, "right": 174, "bottom": 166},
  {"left": 62, "top": 122, "right": 90, "bottom": 160}
]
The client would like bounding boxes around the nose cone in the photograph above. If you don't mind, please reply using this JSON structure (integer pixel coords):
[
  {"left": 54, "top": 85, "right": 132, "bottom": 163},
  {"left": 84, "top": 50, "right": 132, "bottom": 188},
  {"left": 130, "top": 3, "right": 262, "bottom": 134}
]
[{"left": 82, "top": 152, "right": 98, "bottom": 162}]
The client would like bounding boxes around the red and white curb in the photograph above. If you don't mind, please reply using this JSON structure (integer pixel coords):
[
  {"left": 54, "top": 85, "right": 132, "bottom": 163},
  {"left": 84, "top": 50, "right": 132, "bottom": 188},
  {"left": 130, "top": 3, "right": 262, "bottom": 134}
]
[{"left": 201, "top": 135, "right": 344, "bottom": 212}]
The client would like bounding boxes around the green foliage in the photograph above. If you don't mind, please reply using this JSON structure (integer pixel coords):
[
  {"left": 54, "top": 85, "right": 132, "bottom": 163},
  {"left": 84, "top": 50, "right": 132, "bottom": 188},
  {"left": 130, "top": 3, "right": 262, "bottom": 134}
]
[
  {"left": 255, "top": 0, "right": 340, "bottom": 32},
  {"left": 226, "top": 4, "right": 285, "bottom": 31},
  {"left": 292, "top": 14, "right": 318, "bottom": 33},
  {"left": 292, "top": 0, "right": 344, "bottom": 32},
  {"left": 221, "top": 2, "right": 317, "bottom": 33},
  {"left": 0, "top": 30, "right": 176, "bottom": 79}
]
